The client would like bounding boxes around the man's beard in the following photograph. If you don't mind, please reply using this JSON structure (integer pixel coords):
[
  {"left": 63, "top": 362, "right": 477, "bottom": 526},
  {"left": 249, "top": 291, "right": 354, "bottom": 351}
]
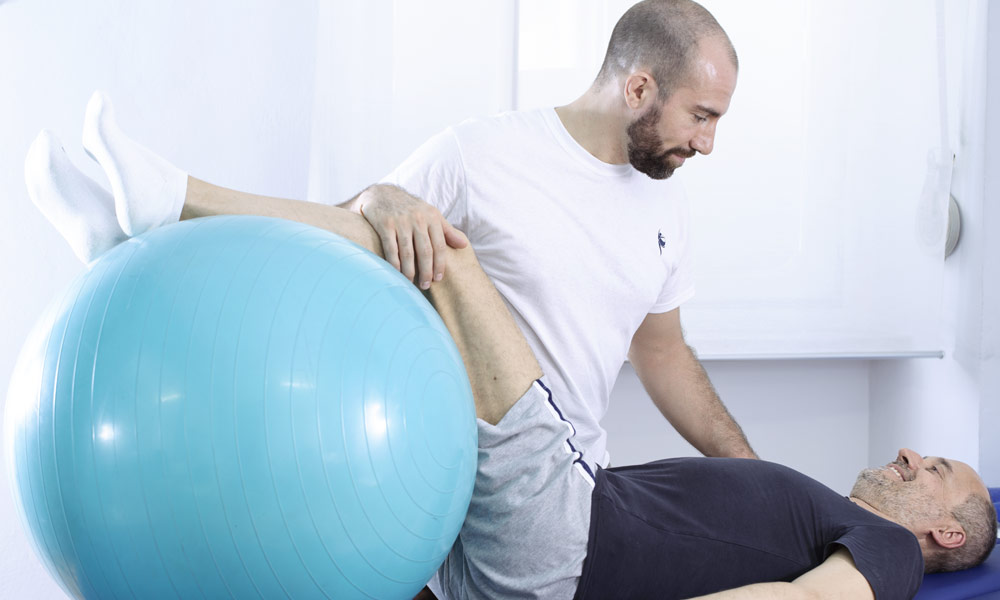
[
  {"left": 626, "top": 105, "right": 695, "bottom": 180},
  {"left": 850, "top": 466, "right": 947, "bottom": 529}
]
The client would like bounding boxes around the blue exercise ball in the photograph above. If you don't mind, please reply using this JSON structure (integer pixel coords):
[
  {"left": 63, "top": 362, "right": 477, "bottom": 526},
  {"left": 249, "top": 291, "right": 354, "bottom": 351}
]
[{"left": 4, "top": 215, "right": 477, "bottom": 599}]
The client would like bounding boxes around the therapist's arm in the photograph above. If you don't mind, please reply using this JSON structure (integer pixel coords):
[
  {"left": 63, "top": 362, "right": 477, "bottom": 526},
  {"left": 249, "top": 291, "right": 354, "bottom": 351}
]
[
  {"left": 687, "top": 547, "right": 876, "bottom": 599},
  {"left": 628, "top": 308, "right": 757, "bottom": 459}
]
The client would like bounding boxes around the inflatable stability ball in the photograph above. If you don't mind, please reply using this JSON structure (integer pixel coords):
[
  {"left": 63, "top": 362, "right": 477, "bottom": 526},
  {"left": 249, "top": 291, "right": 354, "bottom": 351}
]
[{"left": 4, "top": 215, "right": 477, "bottom": 600}]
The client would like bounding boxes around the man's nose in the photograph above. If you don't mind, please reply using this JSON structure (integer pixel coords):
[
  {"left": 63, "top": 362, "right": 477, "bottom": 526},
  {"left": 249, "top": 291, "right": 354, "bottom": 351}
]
[
  {"left": 897, "top": 448, "right": 924, "bottom": 470},
  {"left": 691, "top": 123, "right": 717, "bottom": 156}
]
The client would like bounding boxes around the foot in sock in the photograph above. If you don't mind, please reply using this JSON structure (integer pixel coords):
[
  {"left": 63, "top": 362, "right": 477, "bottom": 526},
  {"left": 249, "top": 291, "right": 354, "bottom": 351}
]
[
  {"left": 25, "top": 130, "right": 127, "bottom": 264},
  {"left": 82, "top": 90, "right": 188, "bottom": 237}
]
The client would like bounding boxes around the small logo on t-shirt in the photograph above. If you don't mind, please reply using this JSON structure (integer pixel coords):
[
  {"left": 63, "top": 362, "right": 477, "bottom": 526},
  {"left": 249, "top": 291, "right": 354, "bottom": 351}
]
[{"left": 658, "top": 230, "right": 666, "bottom": 255}]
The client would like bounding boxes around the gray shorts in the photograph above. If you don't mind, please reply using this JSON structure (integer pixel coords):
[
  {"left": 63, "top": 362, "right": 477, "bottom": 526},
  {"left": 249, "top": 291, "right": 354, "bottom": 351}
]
[{"left": 430, "top": 380, "right": 596, "bottom": 599}]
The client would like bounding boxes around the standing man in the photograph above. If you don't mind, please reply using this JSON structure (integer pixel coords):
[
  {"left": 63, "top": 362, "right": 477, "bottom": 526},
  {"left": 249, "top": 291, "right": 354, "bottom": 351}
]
[{"left": 349, "top": 0, "right": 754, "bottom": 469}]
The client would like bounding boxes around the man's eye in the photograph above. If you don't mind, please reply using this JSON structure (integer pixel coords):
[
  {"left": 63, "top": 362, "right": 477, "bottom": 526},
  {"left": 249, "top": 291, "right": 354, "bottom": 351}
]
[{"left": 693, "top": 114, "right": 707, "bottom": 123}]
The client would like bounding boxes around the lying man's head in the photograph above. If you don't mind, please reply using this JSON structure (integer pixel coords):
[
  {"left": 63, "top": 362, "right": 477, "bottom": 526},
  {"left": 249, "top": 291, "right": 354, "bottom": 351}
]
[{"left": 850, "top": 448, "right": 997, "bottom": 573}]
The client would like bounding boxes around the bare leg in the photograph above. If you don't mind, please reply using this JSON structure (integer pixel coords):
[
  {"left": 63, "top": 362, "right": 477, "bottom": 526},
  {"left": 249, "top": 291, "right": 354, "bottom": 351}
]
[{"left": 182, "top": 177, "right": 541, "bottom": 425}]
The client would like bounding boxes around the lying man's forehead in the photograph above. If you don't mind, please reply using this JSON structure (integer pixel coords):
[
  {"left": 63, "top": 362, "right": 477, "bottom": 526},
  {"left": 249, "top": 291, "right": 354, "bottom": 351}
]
[{"left": 946, "top": 458, "right": 990, "bottom": 495}]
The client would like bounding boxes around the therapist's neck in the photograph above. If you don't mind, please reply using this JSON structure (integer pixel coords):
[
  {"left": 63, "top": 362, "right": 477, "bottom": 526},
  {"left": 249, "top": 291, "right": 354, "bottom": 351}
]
[{"left": 555, "top": 84, "right": 631, "bottom": 166}]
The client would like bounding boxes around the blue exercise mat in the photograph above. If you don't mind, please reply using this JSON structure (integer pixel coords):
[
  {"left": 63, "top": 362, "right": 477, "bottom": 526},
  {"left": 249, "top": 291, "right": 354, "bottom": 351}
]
[{"left": 914, "top": 488, "right": 1000, "bottom": 599}]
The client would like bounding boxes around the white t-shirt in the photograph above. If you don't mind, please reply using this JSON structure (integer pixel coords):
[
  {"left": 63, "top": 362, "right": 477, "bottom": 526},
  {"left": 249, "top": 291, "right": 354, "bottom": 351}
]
[{"left": 382, "top": 108, "right": 694, "bottom": 469}]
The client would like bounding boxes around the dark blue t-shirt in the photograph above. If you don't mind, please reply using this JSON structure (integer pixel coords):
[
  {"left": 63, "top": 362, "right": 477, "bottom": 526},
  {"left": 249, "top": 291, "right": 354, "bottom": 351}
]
[{"left": 574, "top": 458, "right": 923, "bottom": 600}]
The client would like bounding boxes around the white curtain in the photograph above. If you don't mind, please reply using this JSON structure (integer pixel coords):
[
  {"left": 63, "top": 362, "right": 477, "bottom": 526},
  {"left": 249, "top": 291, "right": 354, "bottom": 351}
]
[{"left": 306, "top": 0, "right": 517, "bottom": 205}]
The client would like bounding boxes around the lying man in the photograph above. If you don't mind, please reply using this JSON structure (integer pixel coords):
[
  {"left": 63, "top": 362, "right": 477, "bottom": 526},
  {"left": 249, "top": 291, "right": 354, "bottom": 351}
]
[{"left": 25, "top": 94, "right": 998, "bottom": 599}]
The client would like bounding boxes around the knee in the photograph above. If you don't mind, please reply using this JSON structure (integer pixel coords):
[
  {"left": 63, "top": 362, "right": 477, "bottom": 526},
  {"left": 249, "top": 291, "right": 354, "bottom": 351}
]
[
  {"left": 421, "top": 244, "right": 485, "bottom": 302},
  {"left": 445, "top": 244, "right": 481, "bottom": 274}
]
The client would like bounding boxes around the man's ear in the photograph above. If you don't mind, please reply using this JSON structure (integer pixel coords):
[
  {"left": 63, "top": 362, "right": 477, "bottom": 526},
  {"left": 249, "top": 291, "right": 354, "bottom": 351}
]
[
  {"left": 930, "top": 524, "right": 966, "bottom": 550},
  {"left": 623, "top": 72, "right": 658, "bottom": 110}
]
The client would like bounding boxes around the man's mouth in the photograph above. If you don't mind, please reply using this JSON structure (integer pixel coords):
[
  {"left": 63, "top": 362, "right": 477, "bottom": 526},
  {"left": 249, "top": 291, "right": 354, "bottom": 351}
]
[
  {"left": 667, "top": 149, "right": 696, "bottom": 168},
  {"left": 886, "top": 463, "right": 910, "bottom": 482}
]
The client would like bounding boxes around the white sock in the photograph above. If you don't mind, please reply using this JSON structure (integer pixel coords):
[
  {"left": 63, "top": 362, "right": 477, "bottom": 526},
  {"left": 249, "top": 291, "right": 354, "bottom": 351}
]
[
  {"left": 82, "top": 90, "right": 188, "bottom": 237},
  {"left": 25, "top": 130, "right": 127, "bottom": 264}
]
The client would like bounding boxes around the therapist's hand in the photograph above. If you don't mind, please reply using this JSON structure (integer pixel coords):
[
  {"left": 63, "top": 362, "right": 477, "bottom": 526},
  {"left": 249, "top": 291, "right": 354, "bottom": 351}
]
[{"left": 356, "top": 184, "right": 469, "bottom": 289}]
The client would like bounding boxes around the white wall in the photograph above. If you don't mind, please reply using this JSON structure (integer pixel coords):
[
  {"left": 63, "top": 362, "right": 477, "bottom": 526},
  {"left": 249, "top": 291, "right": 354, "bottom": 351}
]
[
  {"left": 605, "top": 361, "right": 871, "bottom": 494},
  {"left": 980, "top": 0, "right": 1000, "bottom": 485},
  {"left": 868, "top": 0, "right": 993, "bottom": 477},
  {"left": 680, "top": 0, "right": 951, "bottom": 358}
]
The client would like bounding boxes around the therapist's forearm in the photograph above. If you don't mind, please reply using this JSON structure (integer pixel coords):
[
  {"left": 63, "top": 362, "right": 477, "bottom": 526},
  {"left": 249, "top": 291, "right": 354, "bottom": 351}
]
[{"left": 633, "top": 343, "right": 756, "bottom": 459}]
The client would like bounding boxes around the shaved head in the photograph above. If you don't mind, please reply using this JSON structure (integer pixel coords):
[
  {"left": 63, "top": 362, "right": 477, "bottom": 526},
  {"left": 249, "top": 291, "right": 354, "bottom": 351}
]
[{"left": 595, "top": 0, "right": 737, "bottom": 100}]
